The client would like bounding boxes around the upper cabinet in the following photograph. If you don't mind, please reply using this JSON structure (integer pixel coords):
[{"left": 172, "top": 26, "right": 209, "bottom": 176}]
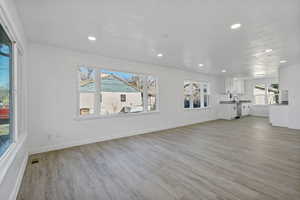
[
  {"left": 225, "top": 78, "right": 233, "bottom": 93},
  {"left": 233, "top": 78, "right": 245, "bottom": 94},
  {"left": 225, "top": 78, "right": 245, "bottom": 94}
]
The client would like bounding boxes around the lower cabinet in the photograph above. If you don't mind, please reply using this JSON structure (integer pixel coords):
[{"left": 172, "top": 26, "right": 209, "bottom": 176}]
[
  {"left": 219, "top": 103, "right": 252, "bottom": 120},
  {"left": 241, "top": 103, "right": 251, "bottom": 116},
  {"left": 218, "top": 104, "right": 237, "bottom": 120}
]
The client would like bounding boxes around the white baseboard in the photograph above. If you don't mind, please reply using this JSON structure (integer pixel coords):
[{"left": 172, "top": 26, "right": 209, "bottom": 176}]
[
  {"left": 8, "top": 152, "right": 28, "bottom": 200},
  {"left": 29, "top": 118, "right": 217, "bottom": 155}
]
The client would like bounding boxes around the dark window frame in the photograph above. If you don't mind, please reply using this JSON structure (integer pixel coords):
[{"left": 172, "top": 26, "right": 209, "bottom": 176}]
[{"left": 120, "top": 94, "right": 126, "bottom": 102}]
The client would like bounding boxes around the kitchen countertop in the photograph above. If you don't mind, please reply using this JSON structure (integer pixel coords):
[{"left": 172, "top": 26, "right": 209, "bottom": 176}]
[{"left": 220, "top": 100, "right": 251, "bottom": 104}]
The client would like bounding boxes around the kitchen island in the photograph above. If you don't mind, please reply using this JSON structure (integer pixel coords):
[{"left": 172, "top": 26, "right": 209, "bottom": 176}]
[
  {"left": 218, "top": 100, "right": 252, "bottom": 120},
  {"left": 269, "top": 104, "right": 289, "bottom": 127}
]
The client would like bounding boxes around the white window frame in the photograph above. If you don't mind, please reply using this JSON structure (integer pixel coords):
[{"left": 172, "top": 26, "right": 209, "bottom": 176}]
[
  {"left": 0, "top": 23, "right": 18, "bottom": 155},
  {"left": 0, "top": 5, "right": 26, "bottom": 184},
  {"left": 184, "top": 80, "right": 211, "bottom": 110},
  {"left": 76, "top": 66, "right": 159, "bottom": 120}
]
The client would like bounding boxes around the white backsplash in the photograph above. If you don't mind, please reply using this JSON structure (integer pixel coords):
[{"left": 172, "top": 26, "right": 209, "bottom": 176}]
[{"left": 219, "top": 94, "right": 252, "bottom": 101}]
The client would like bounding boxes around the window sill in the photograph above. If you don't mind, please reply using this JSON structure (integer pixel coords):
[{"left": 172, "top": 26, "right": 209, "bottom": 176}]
[
  {"left": 74, "top": 110, "right": 160, "bottom": 121},
  {"left": 0, "top": 132, "right": 27, "bottom": 184},
  {"left": 184, "top": 107, "right": 212, "bottom": 111}
]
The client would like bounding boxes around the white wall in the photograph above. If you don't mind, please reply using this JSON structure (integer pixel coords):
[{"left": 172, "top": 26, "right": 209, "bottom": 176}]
[
  {"left": 0, "top": 0, "right": 29, "bottom": 199},
  {"left": 28, "top": 43, "right": 224, "bottom": 154},
  {"left": 279, "top": 65, "right": 300, "bottom": 129},
  {"left": 244, "top": 77, "right": 278, "bottom": 117},
  {"left": 279, "top": 66, "right": 289, "bottom": 91}
]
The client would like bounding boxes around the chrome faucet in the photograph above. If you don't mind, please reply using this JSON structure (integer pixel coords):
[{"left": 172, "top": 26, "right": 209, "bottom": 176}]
[{"left": 233, "top": 95, "right": 240, "bottom": 103}]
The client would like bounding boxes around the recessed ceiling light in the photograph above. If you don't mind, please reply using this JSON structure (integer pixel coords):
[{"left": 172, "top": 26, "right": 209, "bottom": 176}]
[
  {"left": 230, "top": 23, "right": 242, "bottom": 30},
  {"left": 265, "top": 49, "right": 273, "bottom": 53},
  {"left": 157, "top": 53, "right": 163, "bottom": 57},
  {"left": 88, "top": 36, "right": 96, "bottom": 41},
  {"left": 255, "top": 73, "right": 265, "bottom": 76},
  {"left": 221, "top": 69, "right": 226, "bottom": 73},
  {"left": 280, "top": 60, "right": 287, "bottom": 64},
  {"left": 254, "top": 49, "right": 273, "bottom": 57},
  {"left": 198, "top": 64, "right": 204, "bottom": 67}
]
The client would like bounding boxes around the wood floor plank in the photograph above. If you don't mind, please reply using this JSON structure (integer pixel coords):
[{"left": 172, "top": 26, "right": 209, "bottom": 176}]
[{"left": 17, "top": 117, "right": 300, "bottom": 200}]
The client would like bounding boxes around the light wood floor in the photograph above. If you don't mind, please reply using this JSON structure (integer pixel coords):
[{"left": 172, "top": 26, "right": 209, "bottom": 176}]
[{"left": 17, "top": 117, "right": 300, "bottom": 200}]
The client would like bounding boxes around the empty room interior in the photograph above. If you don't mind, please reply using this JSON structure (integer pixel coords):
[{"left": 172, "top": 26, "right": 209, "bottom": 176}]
[{"left": 1, "top": 0, "right": 300, "bottom": 199}]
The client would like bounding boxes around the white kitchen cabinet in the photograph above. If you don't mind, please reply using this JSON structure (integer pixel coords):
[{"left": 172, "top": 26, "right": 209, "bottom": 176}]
[
  {"left": 225, "top": 78, "right": 233, "bottom": 93},
  {"left": 225, "top": 78, "right": 245, "bottom": 94},
  {"left": 241, "top": 103, "right": 251, "bottom": 116},
  {"left": 218, "top": 104, "right": 237, "bottom": 120},
  {"left": 234, "top": 79, "right": 245, "bottom": 94}
]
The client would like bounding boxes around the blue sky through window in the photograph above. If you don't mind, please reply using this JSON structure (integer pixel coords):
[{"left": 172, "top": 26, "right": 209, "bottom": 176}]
[
  {"left": 0, "top": 44, "right": 10, "bottom": 55},
  {"left": 101, "top": 69, "right": 134, "bottom": 81},
  {"left": 0, "top": 55, "right": 9, "bottom": 90}
]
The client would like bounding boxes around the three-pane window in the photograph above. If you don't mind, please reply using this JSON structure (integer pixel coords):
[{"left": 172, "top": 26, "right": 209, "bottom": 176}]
[{"left": 184, "top": 81, "right": 210, "bottom": 109}]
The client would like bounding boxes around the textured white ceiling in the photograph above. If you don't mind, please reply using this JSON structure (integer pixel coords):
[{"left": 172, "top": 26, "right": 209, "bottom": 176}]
[{"left": 15, "top": 0, "right": 300, "bottom": 77}]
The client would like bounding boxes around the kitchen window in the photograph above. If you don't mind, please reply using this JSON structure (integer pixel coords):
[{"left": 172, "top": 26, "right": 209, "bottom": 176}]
[
  {"left": 253, "top": 83, "right": 279, "bottom": 105},
  {"left": 184, "top": 81, "right": 210, "bottom": 109},
  {"left": 268, "top": 84, "right": 279, "bottom": 104},
  {"left": 253, "top": 84, "right": 266, "bottom": 105},
  {"left": 77, "top": 67, "right": 158, "bottom": 118}
]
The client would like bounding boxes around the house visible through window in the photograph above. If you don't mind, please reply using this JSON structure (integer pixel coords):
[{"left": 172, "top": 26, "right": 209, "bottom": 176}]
[
  {"left": 100, "top": 70, "right": 144, "bottom": 115},
  {"left": 0, "top": 24, "right": 13, "bottom": 157},
  {"left": 78, "top": 67, "right": 158, "bottom": 117},
  {"left": 184, "top": 81, "right": 210, "bottom": 109}
]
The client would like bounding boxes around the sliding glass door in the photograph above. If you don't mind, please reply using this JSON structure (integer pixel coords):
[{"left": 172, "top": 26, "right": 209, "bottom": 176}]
[{"left": 0, "top": 24, "right": 13, "bottom": 156}]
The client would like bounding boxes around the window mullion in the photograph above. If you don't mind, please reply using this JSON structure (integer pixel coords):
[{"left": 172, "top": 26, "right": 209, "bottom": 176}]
[
  {"left": 143, "top": 75, "right": 148, "bottom": 112},
  {"left": 155, "top": 77, "right": 159, "bottom": 111},
  {"left": 207, "top": 84, "right": 210, "bottom": 107},
  {"left": 201, "top": 83, "right": 204, "bottom": 108},
  {"left": 191, "top": 86, "right": 194, "bottom": 109},
  {"left": 265, "top": 83, "right": 268, "bottom": 105},
  {"left": 95, "top": 69, "right": 101, "bottom": 115},
  {"left": 77, "top": 69, "right": 80, "bottom": 116},
  {"left": 12, "top": 42, "right": 18, "bottom": 142}
]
